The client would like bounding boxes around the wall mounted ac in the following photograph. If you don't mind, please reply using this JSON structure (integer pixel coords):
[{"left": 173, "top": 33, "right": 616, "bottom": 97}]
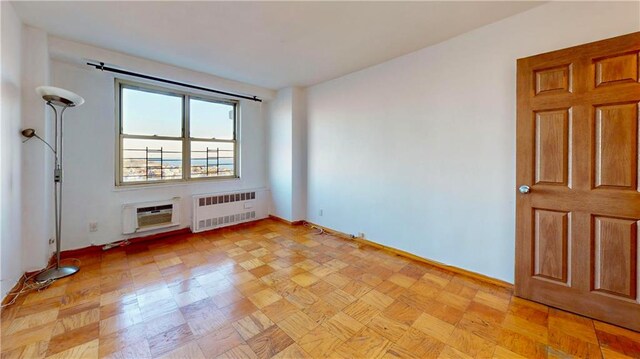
[{"left": 122, "top": 197, "right": 181, "bottom": 234}]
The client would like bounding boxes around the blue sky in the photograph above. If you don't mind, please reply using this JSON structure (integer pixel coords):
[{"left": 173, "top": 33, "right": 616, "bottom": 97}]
[
  {"left": 121, "top": 88, "right": 236, "bottom": 170},
  {"left": 122, "top": 88, "right": 234, "bottom": 139}
]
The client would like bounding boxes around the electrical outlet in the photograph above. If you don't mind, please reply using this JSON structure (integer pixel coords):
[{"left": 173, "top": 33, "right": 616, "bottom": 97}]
[
  {"left": 89, "top": 221, "right": 98, "bottom": 232},
  {"left": 319, "top": 209, "right": 323, "bottom": 216},
  {"left": 48, "top": 238, "right": 54, "bottom": 245}
]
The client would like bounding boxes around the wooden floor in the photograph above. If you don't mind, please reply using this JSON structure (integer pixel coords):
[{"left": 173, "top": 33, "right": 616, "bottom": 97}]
[{"left": 1, "top": 219, "right": 639, "bottom": 359}]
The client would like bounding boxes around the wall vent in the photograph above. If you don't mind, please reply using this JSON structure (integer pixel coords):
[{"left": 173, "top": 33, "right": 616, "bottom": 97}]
[
  {"left": 137, "top": 204, "right": 173, "bottom": 228},
  {"left": 198, "top": 191, "right": 256, "bottom": 207},
  {"left": 197, "top": 211, "right": 256, "bottom": 231}
]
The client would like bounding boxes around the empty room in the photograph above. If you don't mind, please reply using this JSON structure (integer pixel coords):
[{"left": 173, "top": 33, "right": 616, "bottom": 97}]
[{"left": 1, "top": 1, "right": 640, "bottom": 358}]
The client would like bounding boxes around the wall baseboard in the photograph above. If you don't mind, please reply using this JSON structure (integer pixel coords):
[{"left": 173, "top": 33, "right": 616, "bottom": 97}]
[
  {"left": 58, "top": 218, "right": 270, "bottom": 262},
  {"left": 55, "top": 227, "right": 193, "bottom": 262},
  {"left": 306, "top": 221, "right": 513, "bottom": 289},
  {"left": 268, "top": 215, "right": 304, "bottom": 226}
]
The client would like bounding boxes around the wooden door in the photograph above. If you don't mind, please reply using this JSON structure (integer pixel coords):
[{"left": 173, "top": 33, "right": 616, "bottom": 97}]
[{"left": 516, "top": 32, "right": 640, "bottom": 331}]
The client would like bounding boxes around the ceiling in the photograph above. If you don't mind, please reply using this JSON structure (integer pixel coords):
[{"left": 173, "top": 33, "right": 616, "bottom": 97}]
[{"left": 12, "top": 1, "right": 542, "bottom": 89}]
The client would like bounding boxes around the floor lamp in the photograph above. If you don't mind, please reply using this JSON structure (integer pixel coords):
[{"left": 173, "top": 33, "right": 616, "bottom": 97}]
[{"left": 22, "top": 86, "right": 85, "bottom": 282}]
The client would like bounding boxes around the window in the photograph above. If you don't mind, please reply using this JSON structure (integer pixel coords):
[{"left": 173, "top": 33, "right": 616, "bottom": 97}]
[{"left": 117, "top": 80, "right": 238, "bottom": 185}]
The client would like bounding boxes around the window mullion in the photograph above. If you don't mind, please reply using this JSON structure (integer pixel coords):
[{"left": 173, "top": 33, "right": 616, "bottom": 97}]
[
  {"left": 234, "top": 103, "right": 238, "bottom": 178},
  {"left": 120, "top": 134, "right": 183, "bottom": 141},
  {"left": 183, "top": 94, "right": 190, "bottom": 181}
]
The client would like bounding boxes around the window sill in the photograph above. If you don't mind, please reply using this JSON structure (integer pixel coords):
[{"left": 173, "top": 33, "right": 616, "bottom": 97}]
[{"left": 112, "top": 177, "right": 241, "bottom": 192}]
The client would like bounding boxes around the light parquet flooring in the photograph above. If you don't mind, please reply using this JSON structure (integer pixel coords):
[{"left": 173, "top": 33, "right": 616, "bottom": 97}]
[{"left": 2, "top": 219, "right": 640, "bottom": 358}]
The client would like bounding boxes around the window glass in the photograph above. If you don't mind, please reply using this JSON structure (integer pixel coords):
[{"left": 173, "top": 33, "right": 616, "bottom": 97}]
[
  {"left": 121, "top": 88, "right": 182, "bottom": 137},
  {"left": 122, "top": 138, "right": 183, "bottom": 182},
  {"left": 190, "top": 141, "right": 235, "bottom": 178},
  {"left": 190, "top": 98, "right": 234, "bottom": 139}
]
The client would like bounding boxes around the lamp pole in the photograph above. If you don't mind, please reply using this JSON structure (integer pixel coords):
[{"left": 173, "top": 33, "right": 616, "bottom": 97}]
[
  {"left": 35, "top": 101, "right": 79, "bottom": 282},
  {"left": 22, "top": 86, "right": 84, "bottom": 283}
]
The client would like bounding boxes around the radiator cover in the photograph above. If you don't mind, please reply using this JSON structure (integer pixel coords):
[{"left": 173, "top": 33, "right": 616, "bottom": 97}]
[{"left": 192, "top": 189, "right": 268, "bottom": 233}]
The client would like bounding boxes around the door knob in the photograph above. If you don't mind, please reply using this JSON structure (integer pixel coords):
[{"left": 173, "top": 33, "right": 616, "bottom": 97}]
[{"left": 518, "top": 185, "right": 531, "bottom": 194}]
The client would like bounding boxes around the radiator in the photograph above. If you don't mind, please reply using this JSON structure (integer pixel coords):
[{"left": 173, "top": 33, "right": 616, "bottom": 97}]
[{"left": 192, "top": 189, "right": 268, "bottom": 233}]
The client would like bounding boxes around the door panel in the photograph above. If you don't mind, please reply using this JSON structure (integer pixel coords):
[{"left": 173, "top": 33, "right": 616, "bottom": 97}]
[
  {"left": 516, "top": 32, "right": 640, "bottom": 331},
  {"left": 594, "top": 52, "right": 639, "bottom": 87},
  {"left": 592, "top": 216, "right": 638, "bottom": 299},
  {"left": 533, "top": 209, "right": 570, "bottom": 283},
  {"left": 535, "top": 65, "right": 573, "bottom": 95},
  {"left": 535, "top": 109, "right": 571, "bottom": 185},
  {"left": 593, "top": 102, "right": 638, "bottom": 190}
]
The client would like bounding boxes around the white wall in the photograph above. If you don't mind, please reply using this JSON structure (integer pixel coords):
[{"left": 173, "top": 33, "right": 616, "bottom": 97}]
[
  {"left": 267, "top": 87, "right": 307, "bottom": 222},
  {"left": 291, "top": 88, "right": 307, "bottom": 221},
  {"left": 1, "top": 2, "right": 24, "bottom": 297},
  {"left": 305, "top": 1, "right": 640, "bottom": 283},
  {"left": 49, "top": 39, "right": 274, "bottom": 250},
  {"left": 268, "top": 88, "right": 294, "bottom": 220},
  {"left": 21, "top": 26, "right": 52, "bottom": 272}
]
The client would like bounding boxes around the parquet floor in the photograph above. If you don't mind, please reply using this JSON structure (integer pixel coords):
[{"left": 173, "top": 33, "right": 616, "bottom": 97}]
[{"left": 2, "top": 219, "right": 640, "bottom": 359}]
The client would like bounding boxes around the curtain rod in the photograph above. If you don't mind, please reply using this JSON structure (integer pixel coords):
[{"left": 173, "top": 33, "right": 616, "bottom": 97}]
[{"left": 86, "top": 62, "right": 262, "bottom": 102}]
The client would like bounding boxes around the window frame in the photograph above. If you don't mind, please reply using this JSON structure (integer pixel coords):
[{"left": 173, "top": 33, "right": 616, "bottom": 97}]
[{"left": 115, "top": 79, "right": 239, "bottom": 186}]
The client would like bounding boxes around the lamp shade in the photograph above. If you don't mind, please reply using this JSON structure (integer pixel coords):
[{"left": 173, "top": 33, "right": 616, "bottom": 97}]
[{"left": 36, "top": 86, "right": 84, "bottom": 107}]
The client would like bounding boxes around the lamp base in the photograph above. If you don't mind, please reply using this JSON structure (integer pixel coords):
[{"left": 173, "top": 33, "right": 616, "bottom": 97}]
[{"left": 35, "top": 266, "right": 79, "bottom": 282}]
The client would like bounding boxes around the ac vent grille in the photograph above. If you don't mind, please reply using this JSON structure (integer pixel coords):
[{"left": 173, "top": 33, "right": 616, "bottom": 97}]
[
  {"left": 198, "top": 191, "right": 255, "bottom": 207},
  {"left": 136, "top": 204, "right": 174, "bottom": 229},
  {"left": 137, "top": 204, "right": 173, "bottom": 213},
  {"left": 198, "top": 211, "right": 256, "bottom": 231},
  {"left": 138, "top": 212, "right": 172, "bottom": 228}
]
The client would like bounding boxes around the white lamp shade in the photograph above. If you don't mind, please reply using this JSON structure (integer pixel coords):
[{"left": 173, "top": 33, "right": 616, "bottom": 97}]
[{"left": 36, "top": 86, "right": 84, "bottom": 107}]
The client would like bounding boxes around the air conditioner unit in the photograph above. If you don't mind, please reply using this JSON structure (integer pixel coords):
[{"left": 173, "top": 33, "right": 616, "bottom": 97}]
[{"left": 122, "top": 197, "right": 180, "bottom": 234}]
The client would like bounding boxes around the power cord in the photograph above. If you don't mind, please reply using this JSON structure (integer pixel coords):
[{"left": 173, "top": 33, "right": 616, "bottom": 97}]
[
  {"left": 1, "top": 258, "right": 81, "bottom": 308},
  {"left": 102, "top": 240, "right": 130, "bottom": 251},
  {"left": 303, "top": 222, "right": 325, "bottom": 235}
]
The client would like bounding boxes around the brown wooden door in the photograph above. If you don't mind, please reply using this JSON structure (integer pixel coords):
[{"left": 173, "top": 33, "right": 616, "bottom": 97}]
[{"left": 516, "top": 32, "right": 640, "bottom": 331}]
